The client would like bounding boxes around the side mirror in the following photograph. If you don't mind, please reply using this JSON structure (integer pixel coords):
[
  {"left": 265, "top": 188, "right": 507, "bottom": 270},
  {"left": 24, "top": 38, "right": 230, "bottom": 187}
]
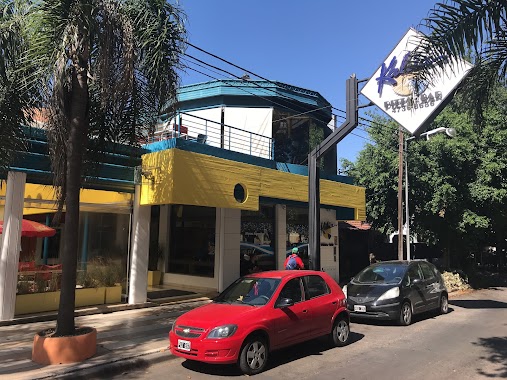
[
  {"left": 412, "top": 278, "right": 422, "bottom": 285},
  {"left": 276, "top": 297, "right": 294, "bottom": 308}
]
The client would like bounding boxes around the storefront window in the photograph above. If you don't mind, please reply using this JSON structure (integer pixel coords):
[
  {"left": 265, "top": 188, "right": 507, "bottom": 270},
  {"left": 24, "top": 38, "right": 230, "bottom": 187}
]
[
  {"left": 168, "top": 205, "right": 216, "bottom": 277},
  {"left": 16, "top": 212, "right": 130, "bottom": 296},
  {"left": 286, "top": 206, "right": 309, "bottom": 268},
  {"left": 240, "top": 205, "right": 275, "bottom": 276}
]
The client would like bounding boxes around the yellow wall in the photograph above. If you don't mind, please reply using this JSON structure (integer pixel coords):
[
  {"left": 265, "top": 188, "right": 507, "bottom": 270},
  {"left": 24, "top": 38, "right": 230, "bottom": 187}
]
[
  {"left": 141, "top": 149, "right": 366, "bottom": 219},
  {"left": 0, "top": 182, "right": 132, "bottom": 215}
]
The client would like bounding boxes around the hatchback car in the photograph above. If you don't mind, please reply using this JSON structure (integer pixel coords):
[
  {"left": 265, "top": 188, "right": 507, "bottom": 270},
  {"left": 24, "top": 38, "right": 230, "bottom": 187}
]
[
  {"left": 343, "top": 260, "right": 448, "bottom": 326},
  {"left": 169, "top": 270, "right": 350, "bottom": 375}
]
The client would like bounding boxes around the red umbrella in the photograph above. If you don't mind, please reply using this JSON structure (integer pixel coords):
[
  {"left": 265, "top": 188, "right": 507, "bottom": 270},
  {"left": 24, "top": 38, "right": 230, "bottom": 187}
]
[{"left": 0, "top": 219, "right": 57, "bottom": 238}]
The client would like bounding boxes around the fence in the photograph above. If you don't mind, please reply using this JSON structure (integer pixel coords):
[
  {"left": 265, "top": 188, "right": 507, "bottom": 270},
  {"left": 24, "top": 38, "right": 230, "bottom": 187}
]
[{"left": 147, "top": 112, "right": 274, "bottom": 160}]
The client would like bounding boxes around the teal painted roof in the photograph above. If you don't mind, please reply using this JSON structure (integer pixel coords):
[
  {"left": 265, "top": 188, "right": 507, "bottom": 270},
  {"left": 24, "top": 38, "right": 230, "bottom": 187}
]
[
  {"left": 175, "top": 80, "right": 332, "bottom": 121},
  {"left": 7, "top": 127, "right": 145, "bottom": 193}
]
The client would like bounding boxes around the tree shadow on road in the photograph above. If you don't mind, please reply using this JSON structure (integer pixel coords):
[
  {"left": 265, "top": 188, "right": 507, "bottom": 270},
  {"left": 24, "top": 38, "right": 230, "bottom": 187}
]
[
  {"left": 473, "top": 336, "right": 507, "bottom": 378},
  {"left": 450, "top": 299, "right": 507, "bottom": 309},
  {"left": 350, "top": 308, "right": 454, "bottom": 327},
  {"left": 181, "top": 332, "right": 364, "bottom": 376}
]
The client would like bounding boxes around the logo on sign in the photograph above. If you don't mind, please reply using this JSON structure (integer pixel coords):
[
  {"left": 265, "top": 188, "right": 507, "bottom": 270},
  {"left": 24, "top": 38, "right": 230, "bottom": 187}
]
[{"left": 374, "top": 52, "right": 448, "bottom": 114}]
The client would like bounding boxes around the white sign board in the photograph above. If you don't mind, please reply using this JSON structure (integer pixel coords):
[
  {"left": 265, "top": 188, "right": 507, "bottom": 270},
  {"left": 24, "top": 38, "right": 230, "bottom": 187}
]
[{"left": 361, "top": 28, "right": 473, "bottom": 135}]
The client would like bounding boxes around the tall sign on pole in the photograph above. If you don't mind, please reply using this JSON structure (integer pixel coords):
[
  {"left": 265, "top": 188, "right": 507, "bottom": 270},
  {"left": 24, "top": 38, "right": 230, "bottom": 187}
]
[
  {"left": 360, "top": 28, "right": 472, "bottom": 260},
  {"left": 361, "top": 28, "right": 473, "bottom": 136}
]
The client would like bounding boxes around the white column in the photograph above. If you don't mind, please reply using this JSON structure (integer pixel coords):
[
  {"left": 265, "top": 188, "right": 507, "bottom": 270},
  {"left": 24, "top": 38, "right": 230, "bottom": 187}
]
[
  {"left": 128, "top": 185, "right": 151, "bottom": 304},
  {"left": 217, "top": 208, "right": 240, "bottom": 292},
  {"left": 275, "top": 204, "right": 287, "bottom": 269},
  {"left": 0, "top": 172, "right": 26, "bottom": 320}
]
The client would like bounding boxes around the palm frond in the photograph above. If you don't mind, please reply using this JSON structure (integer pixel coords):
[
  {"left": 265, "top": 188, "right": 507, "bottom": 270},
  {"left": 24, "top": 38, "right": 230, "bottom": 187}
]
[{"left": 410, "top": 0, "right": 507, "bottom": 114}]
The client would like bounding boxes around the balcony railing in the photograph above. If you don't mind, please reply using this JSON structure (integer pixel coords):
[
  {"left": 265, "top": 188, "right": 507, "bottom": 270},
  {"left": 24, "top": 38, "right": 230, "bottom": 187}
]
[{"left": 146, "top": 112, "right": 274, "bottom": 160}]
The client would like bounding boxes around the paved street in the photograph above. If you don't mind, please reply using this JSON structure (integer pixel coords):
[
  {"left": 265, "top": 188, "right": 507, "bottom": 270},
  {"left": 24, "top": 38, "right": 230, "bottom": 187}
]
[{"left": 103, "top": 287, "right": 507, "bottom": 380}]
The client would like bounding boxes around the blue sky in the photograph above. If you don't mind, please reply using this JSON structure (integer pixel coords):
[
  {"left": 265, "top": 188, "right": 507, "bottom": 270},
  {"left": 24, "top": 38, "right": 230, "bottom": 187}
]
[{"left": 177, "top": 0, "right": 438, "bottom": 164}]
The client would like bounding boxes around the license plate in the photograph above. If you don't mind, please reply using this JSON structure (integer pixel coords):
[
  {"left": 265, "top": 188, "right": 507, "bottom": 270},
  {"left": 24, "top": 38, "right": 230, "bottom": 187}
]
[
  {"left": 177, "top": 339, "right": 191, "bottom": 351},
  {"left": 354, "top": 305, "right": 366, "bottom": 312}
]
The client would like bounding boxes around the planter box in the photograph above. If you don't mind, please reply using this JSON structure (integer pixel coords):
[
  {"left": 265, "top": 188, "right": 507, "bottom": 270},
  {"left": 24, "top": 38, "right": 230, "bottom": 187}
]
[
  {"left": 105, "top": 285, "right": 122, "bottom": 304},
  {"left": 147, "top": 270, "right": 162, "bottom": 286},
  {"left": 15, "top": 286, "right": 118, "bottom": 315},
  {"left": 15, "top": 291, "right": 61, "bottom": 315},
  {"left": 74, "top": 287, "right": 106, "bottom": 308}
]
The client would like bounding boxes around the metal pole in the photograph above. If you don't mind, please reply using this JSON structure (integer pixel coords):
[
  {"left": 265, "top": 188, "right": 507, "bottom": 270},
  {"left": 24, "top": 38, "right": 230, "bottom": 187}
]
[
  {"left": 405, "top": 138, "right": 410, "bottom": 261},
  {"left": 308, "top": 154, "right": 320, "bottom": 271},
  {"left": 397, "top": 127, "right": 404, "bottom": 261},
  {"left": 308, "top": 74, "right": 359, "bottom": 271}
]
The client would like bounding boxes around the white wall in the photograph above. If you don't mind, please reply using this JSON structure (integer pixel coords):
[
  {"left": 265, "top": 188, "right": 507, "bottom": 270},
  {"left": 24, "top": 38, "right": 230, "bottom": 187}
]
[
  {"left": 218, "top": 208, "right": 241, "bottom": 292},
  {"left": 224, "top": 107, "right": 273, "bottom": 158},
  {"left": 320, "top": 208, "right": 339, "bottom": 283},
  {"left": 223, "top": 107, "right": 273, "bottom": 138}
]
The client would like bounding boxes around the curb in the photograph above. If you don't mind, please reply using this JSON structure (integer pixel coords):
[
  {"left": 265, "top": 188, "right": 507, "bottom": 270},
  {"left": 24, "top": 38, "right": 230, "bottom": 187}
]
[
  {"left": 0, "top": 302, "right": 158, "bottom": 327},
  {"left": 0, "top": 296, "right": 212, "bottom": 327},
  {"left": 32, "top": 348, "right": 176, "bottom": 380}
]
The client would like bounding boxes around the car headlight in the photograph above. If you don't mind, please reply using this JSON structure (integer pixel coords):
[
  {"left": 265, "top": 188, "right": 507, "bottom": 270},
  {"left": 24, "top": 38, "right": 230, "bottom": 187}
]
[
  {"left": 342, "top": 285, "right": 347, "bottom": 298},
  {"left": 207, "top": 325, "right": 238, "bottom": 339},
  {"left": 171, "top": 319, "right": 177, "bottom": 332},
  {"left": 377, "top": 287, "right": 400, "bottom": 302}
]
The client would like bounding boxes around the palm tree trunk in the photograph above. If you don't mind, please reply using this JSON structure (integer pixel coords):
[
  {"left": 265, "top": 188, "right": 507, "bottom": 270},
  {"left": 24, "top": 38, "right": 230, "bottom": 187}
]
[{"left": 55, "top": 64, "right": 89, "bottom": 337}]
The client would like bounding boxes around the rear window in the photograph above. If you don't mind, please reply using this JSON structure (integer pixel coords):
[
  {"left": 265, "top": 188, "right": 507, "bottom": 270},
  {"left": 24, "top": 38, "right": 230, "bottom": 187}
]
[
  {"left": 354, "top": 264, "right": 406, "bottom": 284},
  {"left": 304, "top": 275, "right": 330, "bottom": 299},
  {"left": 419, "top": 262, "right": 435, "bottom": 280}
]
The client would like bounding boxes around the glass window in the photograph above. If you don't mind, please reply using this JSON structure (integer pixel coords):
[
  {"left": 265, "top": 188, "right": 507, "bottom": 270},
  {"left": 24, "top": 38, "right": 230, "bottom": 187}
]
[
  {"left": 215, "top": 277, "right": 280, "bottom": 306},
  {"left": 419, "top": 262, "right": 435, "bottom": 280},
  {"left": 304, "top": 275, "right": 330, "bottom": 299},
  {"left": 168, "top": 205, "right": 216, "bottom": 278},
  {"left": 240, "top": 205, "right": 275, "bottom": 274},
  {"left": 286, "top": 206, "right": 309, "bottom": 268},
  {"left": 354, "top": 263, "right": 406, "bottom": 284},
  {"left": 277, "top": 278, "right": 303, "bottom": 303},
  {"left": 404, "top": 264, "right": 424, "bottom": 286}
]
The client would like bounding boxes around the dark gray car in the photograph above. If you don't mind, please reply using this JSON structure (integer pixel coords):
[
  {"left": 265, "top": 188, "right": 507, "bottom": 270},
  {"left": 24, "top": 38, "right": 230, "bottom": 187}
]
[{"left": 343, "top": 260, "right": 448, "bottom": 325}]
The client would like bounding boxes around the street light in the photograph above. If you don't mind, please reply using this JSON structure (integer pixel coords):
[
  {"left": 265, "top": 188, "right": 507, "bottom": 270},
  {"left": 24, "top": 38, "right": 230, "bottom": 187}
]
[{"left": 405, "top": 127, "right": 456, "bottom": 261}]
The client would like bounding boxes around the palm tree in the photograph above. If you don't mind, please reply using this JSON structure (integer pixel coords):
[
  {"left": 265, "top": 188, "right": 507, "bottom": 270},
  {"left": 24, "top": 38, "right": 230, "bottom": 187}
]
[
  {"left": 0, "top": 1, "right": 31, "bottom": 175},
  {"left": 411, "top": 1, "right": 506, "bottom": 113},
  {"left": 1, "top": 0, "right": 186, "bottom": 336}
]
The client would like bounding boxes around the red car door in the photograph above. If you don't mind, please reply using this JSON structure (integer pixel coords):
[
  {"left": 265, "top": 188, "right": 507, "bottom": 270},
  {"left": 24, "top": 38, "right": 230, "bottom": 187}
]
[
  {"left": 269, "top": 277, "right": 313, "bottom": 349},
  {"left": 303, "top": 275, "right": 337, "bottom": 337}
]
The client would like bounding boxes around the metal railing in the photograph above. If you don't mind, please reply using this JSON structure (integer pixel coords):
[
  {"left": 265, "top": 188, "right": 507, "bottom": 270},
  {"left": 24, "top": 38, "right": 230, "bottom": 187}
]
[{"left": 147, "top": 112, "right": 274, "bottom": 160}]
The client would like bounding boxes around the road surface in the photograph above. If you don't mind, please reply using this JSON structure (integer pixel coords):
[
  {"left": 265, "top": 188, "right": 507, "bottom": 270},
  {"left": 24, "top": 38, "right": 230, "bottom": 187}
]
[{"left": 104, "top": 287, "right": 507, "bottom": 379}]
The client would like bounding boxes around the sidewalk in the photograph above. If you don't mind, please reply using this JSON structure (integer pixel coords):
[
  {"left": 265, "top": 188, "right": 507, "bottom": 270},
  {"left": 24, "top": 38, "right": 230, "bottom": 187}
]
[{"left": 0, "top": 297, "right": 212, "bottom": 380}]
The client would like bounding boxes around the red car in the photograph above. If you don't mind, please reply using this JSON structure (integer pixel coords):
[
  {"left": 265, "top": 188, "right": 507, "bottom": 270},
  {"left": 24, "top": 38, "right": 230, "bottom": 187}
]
[{"left": 169, "top": 270, "right": 350, "bottom": 375}]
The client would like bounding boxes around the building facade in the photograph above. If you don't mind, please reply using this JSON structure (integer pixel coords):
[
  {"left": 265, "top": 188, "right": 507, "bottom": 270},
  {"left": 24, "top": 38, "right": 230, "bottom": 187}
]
[{"left": 0, "top": 80, "right": 366, "bottom": 320}]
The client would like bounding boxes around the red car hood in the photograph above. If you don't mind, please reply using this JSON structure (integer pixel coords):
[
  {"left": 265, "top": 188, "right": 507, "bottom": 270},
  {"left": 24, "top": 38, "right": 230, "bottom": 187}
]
[{"left": 176, "top": 302, "right": 261, "bottom": 328}]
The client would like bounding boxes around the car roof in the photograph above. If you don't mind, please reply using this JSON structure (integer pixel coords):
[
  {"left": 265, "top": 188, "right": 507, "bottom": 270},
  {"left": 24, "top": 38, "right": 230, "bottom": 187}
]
[
  {"left": 370, "top": 260, "right": 432, "bottom": 267},
  {"left": 245, "top": 270, "right": 326, "bottom": 279}
]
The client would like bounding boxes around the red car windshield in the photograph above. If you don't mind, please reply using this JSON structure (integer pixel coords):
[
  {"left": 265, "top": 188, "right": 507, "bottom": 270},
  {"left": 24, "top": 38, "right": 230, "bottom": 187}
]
[{"left": 214, "top": 277, "right": 281, "bottom": 306}]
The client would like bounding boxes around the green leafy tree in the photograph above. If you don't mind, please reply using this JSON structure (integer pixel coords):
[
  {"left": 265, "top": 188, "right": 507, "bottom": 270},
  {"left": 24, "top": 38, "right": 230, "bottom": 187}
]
[
  {"left": 342, "top": 116, "right": 400, "bottom": 236},
  {"left": 344, "top": 86, "right": 507, "bottom": 269},
  {"left": 0, "top": 0, "right": 186, "bottom": 336}
]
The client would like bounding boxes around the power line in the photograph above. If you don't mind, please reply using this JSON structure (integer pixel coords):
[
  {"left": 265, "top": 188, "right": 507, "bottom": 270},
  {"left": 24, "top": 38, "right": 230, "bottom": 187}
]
[
  {"left": 186, "top": 42, "right": 399, "bottom": 136},
  {"left": 184, "top": 44, "right": 384, "bottom": 144},
  {"left": 183, "top": 53, "right": 333, "bottom": 121}
]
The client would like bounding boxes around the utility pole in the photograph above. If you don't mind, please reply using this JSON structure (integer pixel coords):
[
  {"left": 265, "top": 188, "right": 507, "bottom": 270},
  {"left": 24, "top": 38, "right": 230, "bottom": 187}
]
[{"left": 397, "top": 127, "right": 404, "bottom": 261}]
